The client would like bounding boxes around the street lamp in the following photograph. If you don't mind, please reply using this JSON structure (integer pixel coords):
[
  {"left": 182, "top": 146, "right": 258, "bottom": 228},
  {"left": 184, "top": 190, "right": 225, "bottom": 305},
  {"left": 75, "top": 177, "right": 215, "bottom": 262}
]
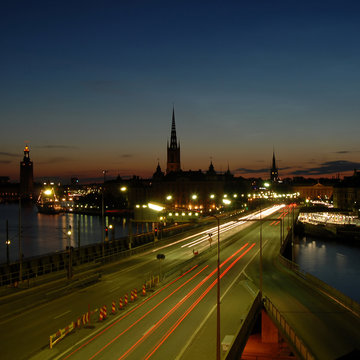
[
  {"left": 101, "top": 170, "right": 107, "bottom": 261},
  {"left": 5, "top": 220, "right": 10, "bottom": 266},
  {"left": 208, "top": 214, "right": 221, "bottom": 360},
  {"left": 67, "top": 225, "right": 72, "bottom": 279},
  {"left": 108, "top": 224, "right": 115, "bottom": 241}
]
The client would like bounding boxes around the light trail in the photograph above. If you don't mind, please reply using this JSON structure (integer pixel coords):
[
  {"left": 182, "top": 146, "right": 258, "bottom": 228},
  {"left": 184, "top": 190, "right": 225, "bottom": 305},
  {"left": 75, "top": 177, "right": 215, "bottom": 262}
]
[
  {"left": 154, "top": 206, "right": 284, "bottom": 252},
  {"left": 181, "top": 204, "right": 285, "bottom": 249},
  {"left": 145, "top": 243, "right": 257, "bottom": 359},
  {"left": 88, "top": 265, "right": 209, "bottom": 360},
  {"left": 115, "top": 243, "right": 252, "bottom": 360},
  {"left": 59, "top": 266, "right": 198, "bottom": 360}
]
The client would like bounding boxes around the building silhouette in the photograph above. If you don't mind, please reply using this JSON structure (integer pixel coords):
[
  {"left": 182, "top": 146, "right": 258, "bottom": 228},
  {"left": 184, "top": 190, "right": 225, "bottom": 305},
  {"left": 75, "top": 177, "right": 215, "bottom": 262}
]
[
  {"left": 149, "top": 109, "right": 250, "bottom": 211},
  {"left": 270, "top": 151, "right": 279, "bottom": 182},
  {"left": 20, "top": 145, "right": 34, "bottom": 199},
  {"left": 166, "top": 107, "right": 181, "bottom": 174}
]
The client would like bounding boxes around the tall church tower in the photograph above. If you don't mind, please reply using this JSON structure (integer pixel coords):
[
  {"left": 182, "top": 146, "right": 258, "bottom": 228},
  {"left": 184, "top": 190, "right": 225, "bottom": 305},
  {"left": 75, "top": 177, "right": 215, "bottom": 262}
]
[
  {"left": 270, "top": 151, "right": 279, "bottom": 182},
  {"left": 20, "top": 145, "right": 34, "bottom": 198},
  {"left": 166, "top": 108, "right": 181, "bottom": 174}
]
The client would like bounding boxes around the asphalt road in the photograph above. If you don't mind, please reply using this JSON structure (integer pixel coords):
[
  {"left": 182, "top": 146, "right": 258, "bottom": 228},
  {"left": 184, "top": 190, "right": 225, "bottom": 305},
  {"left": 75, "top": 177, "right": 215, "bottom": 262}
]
[
  {"left": 2, "top": 204, "right": 359, "bottom": 360},
  {"left": 0, "top": 207, "right": 274, "bottom": 360}
]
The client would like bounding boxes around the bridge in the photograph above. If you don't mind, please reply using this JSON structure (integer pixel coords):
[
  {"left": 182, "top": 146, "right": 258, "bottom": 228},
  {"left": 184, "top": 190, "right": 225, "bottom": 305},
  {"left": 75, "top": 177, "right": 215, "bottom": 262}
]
[{"left": 0, "top": 205, "right": 359, "bottom": 359}]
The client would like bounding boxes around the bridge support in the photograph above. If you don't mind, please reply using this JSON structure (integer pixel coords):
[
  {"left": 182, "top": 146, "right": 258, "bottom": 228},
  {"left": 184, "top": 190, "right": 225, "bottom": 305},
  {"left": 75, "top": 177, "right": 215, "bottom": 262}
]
[{"left": 261, "top": 309, "right": 279, "bottom": 344}]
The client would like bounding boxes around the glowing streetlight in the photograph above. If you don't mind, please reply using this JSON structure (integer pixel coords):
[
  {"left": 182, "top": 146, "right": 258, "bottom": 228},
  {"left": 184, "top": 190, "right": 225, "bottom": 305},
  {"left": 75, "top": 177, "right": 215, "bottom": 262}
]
[
  {"left": 148, "top": 202, "right": 164, "bottom": 212},
  {"left": 67, "top": 225, "right": 72, "bottom": 279}
]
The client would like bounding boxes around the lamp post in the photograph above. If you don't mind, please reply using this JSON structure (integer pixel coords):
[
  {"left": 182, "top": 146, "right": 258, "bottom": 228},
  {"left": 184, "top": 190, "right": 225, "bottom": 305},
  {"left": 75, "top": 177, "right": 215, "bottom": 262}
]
[
  {"left": 259, "top": 200, "right": 263, "bottom": 296},
  {"left": 101, "top": 170, "right": 107, "bottom": 261},
  {"left": 215, "top": 215, "right": 221, "bottom": 360},
  {"left": 18, "top": 196, "right": 22, "bottom": 282},
  {"left": 209, "top": 214, "right": 221, "bottom": 360},
  {"left": 108, "top": 224, "right": 115, "bottom": 241},
  {"left": 67, "top": 225, "right": 72, "bottom": 279},
  {"left": 6, "top": 220, "right": 10, "bottom": 266}
]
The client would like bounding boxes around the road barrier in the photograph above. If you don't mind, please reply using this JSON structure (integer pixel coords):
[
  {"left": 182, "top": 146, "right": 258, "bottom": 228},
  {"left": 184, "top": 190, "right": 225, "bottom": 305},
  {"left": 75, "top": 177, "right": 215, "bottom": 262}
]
[
  {"left": 98, "top": 305, "right": 108, "bottom": 322},
  {"left": 134, "top": 288, "right": 137, "bottom": 300},
  {"left": 124, "top": 293, "right": 128, "bottom": 306},
  {"left": 130, "top": 290, "right": 134, "bottom": 302},
  {"left": 49, "top": 322, "right": 76, "bottom": 349},
  {"left": 145, "top": 275, "right": 159, "bottom": 289},
  {"left": 49, "top": 308, "right": 98, "bottom": 349},
  {"left": 119, "top": 297, "right": 123, "bottom": 310},
  {"left": 142, "top": 284, "right": 146, "bottom": 296},
  {"left": 111, "top": 301, "right": 116, "bottom": 314}
]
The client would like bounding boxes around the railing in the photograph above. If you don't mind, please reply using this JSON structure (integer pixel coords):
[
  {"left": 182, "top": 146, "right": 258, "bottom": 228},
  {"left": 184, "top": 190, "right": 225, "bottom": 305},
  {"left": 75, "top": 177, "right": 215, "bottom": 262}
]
[
  {"left": 225, "top": 292, "right": 262, "bottom": 360},
  {"left": 263, "top": 297, "right": 315, "bottom": 360},
  {"left": 278, "top": 254, "right": 360, "bottom": 317}
]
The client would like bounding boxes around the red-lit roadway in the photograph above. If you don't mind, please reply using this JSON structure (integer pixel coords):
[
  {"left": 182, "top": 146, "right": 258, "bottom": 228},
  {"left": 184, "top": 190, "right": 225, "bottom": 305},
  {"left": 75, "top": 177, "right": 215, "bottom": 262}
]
[
  {"left": 1, "top": 206, "right": 282, "bottom": 360},
  {"left": 41, "top": 205, "right": 286, "bottom": 360}
]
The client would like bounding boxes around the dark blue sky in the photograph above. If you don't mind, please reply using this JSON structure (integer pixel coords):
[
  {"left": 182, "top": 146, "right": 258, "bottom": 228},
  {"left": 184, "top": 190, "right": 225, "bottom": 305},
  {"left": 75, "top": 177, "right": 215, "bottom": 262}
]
[{"left": 1, "top": 0, "right": 360, "bottom": 182}]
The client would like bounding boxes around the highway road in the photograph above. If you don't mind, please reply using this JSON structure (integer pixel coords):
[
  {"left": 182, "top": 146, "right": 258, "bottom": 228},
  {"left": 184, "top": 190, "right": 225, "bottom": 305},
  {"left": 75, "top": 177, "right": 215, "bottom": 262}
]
[
  {"left": 4, "top": 203, "right": 358, "bottom": 360},
  {"left": 0, "top": 206, "right": 282, "bottom": 360}
]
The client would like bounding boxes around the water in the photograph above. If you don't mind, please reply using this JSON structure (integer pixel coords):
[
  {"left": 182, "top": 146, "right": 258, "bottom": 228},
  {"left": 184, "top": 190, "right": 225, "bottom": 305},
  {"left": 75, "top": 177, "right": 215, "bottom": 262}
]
[
  {"left": 0, "top": 203, "right": 133, "bottom": 264},
  {"left": 293, "top": 236, "right": 360, "bottom": 303},
  {"left": 1, "top": 204, "right": 359, "bottom": 302}
]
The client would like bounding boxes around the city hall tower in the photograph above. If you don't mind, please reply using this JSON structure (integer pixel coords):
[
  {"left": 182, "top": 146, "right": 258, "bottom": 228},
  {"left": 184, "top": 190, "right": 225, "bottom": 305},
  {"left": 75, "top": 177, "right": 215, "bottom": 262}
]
[{"left": 20, "top": 145, "right": 34, "bottom": 198}]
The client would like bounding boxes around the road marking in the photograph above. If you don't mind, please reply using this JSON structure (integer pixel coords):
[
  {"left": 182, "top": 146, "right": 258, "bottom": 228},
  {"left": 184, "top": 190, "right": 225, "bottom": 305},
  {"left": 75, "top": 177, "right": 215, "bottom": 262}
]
[
  {"left": 176, "top": 243, "right": 259, "bottom": 360},
  {"left": 54, "top": 310, "right": 71, "bottom": 319},
  {"left": 144, "top": 324, "right": 155, "bottom": 335}
]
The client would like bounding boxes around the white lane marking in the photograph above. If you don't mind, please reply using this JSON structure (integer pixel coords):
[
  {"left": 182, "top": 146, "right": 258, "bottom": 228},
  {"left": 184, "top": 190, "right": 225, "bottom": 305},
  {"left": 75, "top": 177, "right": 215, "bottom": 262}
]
[
  {"left": 54, "top": 310, "right": 71, "bottom": 319},
  {"left": 176, "top": 242, "right": 261, "bottom": 360}
]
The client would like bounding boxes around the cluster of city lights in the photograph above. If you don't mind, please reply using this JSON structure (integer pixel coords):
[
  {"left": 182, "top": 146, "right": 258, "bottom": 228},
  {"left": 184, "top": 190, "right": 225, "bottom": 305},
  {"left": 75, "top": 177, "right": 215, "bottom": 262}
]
[{"left": 298, "top": 212, "right": 360, "bottom": 226}]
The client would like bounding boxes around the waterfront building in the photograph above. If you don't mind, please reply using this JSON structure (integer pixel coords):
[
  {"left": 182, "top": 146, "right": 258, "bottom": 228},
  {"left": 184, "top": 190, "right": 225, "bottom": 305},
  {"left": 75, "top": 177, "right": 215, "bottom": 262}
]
[
  {"left": 20, "top": 145, "right": 34, "bottom": 199},
  {"left": 333, "top": 170, "right": 360, "bottom": 213},
  {"left": 292, "top": 182, "right": 334, "bottom": 202},
  {"left": 0, "top": 177, "right": 19, "bottom": 202}
]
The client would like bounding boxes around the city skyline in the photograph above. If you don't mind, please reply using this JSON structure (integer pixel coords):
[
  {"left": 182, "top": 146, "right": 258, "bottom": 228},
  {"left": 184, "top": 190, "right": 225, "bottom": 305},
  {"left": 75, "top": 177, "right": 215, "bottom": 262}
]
[{"left": 1, "top": 1, "right": 360, "bottom": 182}]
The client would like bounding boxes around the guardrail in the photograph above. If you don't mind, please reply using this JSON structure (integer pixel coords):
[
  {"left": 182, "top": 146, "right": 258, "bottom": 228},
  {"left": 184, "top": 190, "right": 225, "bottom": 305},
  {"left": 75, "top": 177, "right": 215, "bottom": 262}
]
[
  {"left": 225, "top": 292, "right": 262, "bottom": 360},
  {"left": 278, "top": 254, "right": 360, "bottom": 317},
  {"left": 263, "top": 297, "right": 315, "bottom": 360},
  {"left": 0, "top": 221, "right": 207, "bottom": 287}
]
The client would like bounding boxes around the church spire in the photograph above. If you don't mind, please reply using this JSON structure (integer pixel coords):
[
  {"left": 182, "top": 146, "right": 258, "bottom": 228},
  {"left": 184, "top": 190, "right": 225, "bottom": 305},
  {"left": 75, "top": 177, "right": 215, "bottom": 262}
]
[
  {"left": 170, "top": 106, "right": 178, "bottom": 149},
  {"left": 272, "top": 151, "right": 276, "bottom": 169},
  {"left": 270, "top": 150, "right": 279, "bottom": 182},
  {"left": 166, "top": 107, "right": 181, "bottom": 174}
]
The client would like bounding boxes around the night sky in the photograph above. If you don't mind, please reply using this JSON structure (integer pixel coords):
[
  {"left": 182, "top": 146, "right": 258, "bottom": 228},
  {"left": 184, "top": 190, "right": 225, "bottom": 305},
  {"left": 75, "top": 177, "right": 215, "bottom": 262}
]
[{"left": 1, "top": 0, "right": 360, "bottom": 183}]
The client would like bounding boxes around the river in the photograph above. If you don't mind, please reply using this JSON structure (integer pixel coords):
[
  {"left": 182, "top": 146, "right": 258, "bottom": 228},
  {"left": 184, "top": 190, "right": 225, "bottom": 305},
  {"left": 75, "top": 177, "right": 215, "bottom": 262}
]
[
  {"left": 0, "top": 203, "right": 134, "bottom": 264},
  {"left": 1, "top": 203, "right": 359, "bottom": 302},
  {"left": 293, "top": 235, "right": 360, "bottom": 303}
]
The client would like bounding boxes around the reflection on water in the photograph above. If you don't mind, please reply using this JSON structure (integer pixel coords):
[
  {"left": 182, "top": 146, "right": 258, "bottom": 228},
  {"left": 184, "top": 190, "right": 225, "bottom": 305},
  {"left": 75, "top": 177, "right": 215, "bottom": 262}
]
[
  {"left": 294, "top": 235, "right": 360, "bottom": 302},
  {"left": 0, "top": 203, "right": 133, "bottom": 264}
]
